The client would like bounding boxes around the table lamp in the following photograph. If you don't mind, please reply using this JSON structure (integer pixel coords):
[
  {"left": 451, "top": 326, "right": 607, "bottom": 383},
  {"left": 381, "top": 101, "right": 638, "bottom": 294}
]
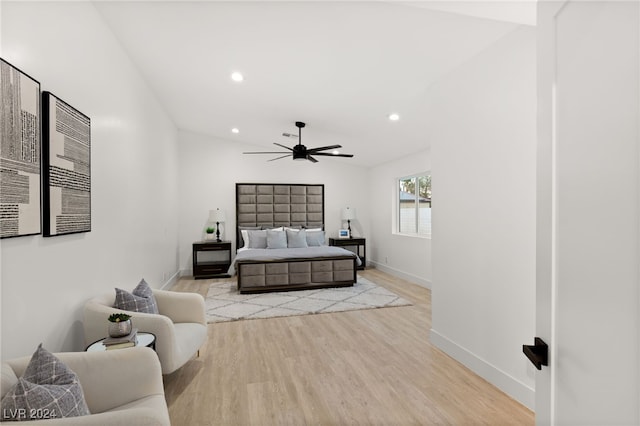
[
  {"left": 341, "top": 207, "right": 356, "bottom": 238},
  {"left": 209, "top": 208, "right": 226, "bottom": 242}
]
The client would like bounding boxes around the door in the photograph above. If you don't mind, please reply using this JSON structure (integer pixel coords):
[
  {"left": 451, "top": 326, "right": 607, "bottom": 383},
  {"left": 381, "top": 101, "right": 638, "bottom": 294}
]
[{"left": 536, "top": 1, "right": 640, "bottom": 424}]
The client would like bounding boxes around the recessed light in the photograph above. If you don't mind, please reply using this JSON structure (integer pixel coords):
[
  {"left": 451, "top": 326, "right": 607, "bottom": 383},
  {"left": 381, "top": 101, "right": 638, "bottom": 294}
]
[
  {"left": 231, "top": 128, "right": 239, "bottom": 134},
  {"left": 231, "top": 72, "right": 244, "bottom": 82},
  {"left": 332, "top": 150, "right": 340, "bottom": 155},
  {"left": 389, "top": 113, "right": 400, "bottom": 121}
]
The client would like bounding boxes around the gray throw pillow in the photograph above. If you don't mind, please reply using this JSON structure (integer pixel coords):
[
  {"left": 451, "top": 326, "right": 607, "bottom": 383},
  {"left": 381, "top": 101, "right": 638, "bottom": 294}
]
[
  {"left": 0, "top": 344, "right": 90, "bottom": 421},
  {"left": 238, "top": 226, "right": 261, "bottom": 248},
  {"left": 306, "top": 230, "right": 326, "bottom": 246},
  {"left": 286, "top": 229, "right": 308, "bottom": 248},
  {"left": 247, "top": 230, "right": 267, "bottom": 249},
  {"left": 114, "top": 278, "right": 159, "bottom": 314},
  {"left": 267, "top": 229, "right": 287, "bottom": 249}
]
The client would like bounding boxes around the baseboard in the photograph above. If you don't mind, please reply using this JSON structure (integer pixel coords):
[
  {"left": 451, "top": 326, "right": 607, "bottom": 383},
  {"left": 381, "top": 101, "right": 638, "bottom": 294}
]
[
  {"left": 160, "top": 270, "right": 181, "bottom": 290},
  {"left": 367, "top": 261, "right": 431, "bottom": 289},
  {"left": 430, "top": 329, "right": 534, "bottom": 410}
]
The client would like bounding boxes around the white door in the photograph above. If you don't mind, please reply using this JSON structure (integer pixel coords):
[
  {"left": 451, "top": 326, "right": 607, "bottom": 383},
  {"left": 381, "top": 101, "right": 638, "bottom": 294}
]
[{"left": 536, "top": 1, "right": 640, "bottom": 424}]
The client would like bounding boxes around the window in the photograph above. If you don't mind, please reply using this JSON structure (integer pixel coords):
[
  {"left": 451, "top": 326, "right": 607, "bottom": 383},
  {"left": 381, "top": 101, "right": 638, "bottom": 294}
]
[{"left": 398, "top": 173, "right": 431, "bottom": 236}]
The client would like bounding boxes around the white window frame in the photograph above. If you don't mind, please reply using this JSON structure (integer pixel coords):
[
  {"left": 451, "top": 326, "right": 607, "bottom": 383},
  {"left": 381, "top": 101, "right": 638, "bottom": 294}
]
[{"left": 396, "top": 172, "right": 431, "bottom": 238}]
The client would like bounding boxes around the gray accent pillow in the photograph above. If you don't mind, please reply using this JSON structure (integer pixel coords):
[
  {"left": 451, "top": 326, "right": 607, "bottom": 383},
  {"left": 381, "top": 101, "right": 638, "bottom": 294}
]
[
  {"left": 306, "top": 230, "right": 326, "bottom": 246},
  {"left": 114, "top": 278, "right": 159, "bottom": 314},
  {"left": 247, "top": 229, "right": 268, "bottom": 248},
  {"left": 0, "top": 344, "right": 90, "bottom": 421},
  {"left": 238, "top": 226, "right": 261, "bottom": 248},
  {"left": 286, "top": 229, "right": 308, "bottom": 248},
  {"left": 267, "top": 229, "right": 287, "bottom": 249}
]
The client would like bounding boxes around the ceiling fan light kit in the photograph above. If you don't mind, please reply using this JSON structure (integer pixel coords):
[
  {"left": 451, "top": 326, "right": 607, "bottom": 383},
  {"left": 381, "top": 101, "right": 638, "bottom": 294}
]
[{"left": 243, "top": 121, "right": 354, "bottom": 163}]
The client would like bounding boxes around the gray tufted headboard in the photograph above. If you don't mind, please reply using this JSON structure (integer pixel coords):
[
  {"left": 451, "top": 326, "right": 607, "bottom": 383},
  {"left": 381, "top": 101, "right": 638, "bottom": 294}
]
[{"left": 235, "top": 183, "right": 324, "bottom": 248}]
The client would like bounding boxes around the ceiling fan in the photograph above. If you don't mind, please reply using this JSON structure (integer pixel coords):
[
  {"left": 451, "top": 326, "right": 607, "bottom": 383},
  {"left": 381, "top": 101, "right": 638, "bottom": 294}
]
[{"left": 243, "top": 121, "right": 354, "bottom": 163}]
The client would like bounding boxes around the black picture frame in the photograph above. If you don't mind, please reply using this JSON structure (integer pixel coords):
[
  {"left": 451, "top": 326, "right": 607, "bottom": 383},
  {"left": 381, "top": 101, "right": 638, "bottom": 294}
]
[
  {"left": 0, "top": 58, "right": 42, "bottom": 239},
  {"left": 42, "top": 91, "right": 91, "bottom": 237}
]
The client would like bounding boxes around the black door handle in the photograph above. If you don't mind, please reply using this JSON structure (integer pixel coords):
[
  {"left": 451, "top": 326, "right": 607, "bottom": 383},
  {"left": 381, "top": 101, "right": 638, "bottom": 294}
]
[{"left": 523, "top": 337, "right": 548, "bottom": 370}]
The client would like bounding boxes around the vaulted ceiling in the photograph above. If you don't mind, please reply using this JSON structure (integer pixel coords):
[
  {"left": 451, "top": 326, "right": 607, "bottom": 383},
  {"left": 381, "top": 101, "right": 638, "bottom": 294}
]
[{"left": 95, "top": 1, "right": 535, "bottom": 167}]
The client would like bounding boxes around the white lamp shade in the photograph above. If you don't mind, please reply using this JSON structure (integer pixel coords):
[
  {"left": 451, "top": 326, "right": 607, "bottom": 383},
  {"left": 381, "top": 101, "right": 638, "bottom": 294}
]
[
  {"left": 209, "top": 208, "right": 226, "bottom": 222},
  {"left": 341, "top": 207, "right": 356, "bottom": 221}
]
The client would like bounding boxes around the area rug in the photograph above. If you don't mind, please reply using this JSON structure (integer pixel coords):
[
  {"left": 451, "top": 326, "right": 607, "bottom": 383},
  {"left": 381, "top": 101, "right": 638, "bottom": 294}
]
[{"left": 205, "top": 276, "right": 411, "bottom": 323}]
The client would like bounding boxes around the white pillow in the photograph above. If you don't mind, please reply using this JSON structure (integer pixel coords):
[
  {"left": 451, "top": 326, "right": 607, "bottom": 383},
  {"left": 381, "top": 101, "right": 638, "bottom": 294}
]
[{"left": 305, "top": 227, "right": 322, "bottom": 232}]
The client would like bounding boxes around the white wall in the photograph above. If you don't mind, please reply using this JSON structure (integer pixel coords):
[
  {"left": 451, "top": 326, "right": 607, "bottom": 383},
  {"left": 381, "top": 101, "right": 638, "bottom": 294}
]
[
  {"left": 1, "top": 2, "right": 179, "bottom": 359},
  {"left": 367, "top": 150, "right": 432, "bottom": 287},
  {"left": 537, "top": 2, "right": 640, "bottom": 423},
  {"left": 176, "top": 129, "right": 369, "bottom": 274},
  {"left": 429, "top": 26, "right": 537, "bottom": 408}
]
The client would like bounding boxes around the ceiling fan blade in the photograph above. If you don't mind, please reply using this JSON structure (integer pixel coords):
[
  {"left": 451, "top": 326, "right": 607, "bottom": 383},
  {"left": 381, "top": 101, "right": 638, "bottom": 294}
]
[
  {"left": 273, "top": 143, "right": 293, "bottom": 151},
  {"left": 243, "top": 151, "right": 290, "bottom": 154},
  {"left": 268, "top": 154, "right": 292, "bottom": 162},
  {"left": 312, "top": 152, "right": 354, "bottom": 158},
  {"left": 307, "top": 144, "right": 342, "bottom": 153},
  {"left": 249, "top": 121, "right": 351, "bottom": 163}
]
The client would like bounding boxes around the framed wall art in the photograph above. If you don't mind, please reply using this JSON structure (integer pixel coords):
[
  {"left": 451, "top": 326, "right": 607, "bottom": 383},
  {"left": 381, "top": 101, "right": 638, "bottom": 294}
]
[
  {"left": 0, "top": 59, "right": 42, "bottom": 238},
  {"left": 42, "top": 91, "right": 91, "bottom": 236}
]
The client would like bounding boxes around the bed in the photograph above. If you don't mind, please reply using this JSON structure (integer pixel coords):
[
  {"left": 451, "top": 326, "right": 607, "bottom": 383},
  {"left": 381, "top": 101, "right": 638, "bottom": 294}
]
[{"left": 234, "top": 183, "right": 359, "bottom": 293}]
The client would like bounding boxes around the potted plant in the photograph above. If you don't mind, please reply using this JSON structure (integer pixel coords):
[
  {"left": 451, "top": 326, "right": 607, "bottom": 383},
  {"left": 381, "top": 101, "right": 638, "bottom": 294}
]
[
  {"left": 108, "top": 312, "right": 132, "bottom": 338},
  {"left": 205, "top": 226, "right": 216, "bottom": 240}
]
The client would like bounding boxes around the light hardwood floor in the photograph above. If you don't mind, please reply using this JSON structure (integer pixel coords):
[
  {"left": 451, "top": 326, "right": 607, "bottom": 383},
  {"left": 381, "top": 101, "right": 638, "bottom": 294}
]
[{"left": 164, "top": 269, "right": 533, "bottom": 425}]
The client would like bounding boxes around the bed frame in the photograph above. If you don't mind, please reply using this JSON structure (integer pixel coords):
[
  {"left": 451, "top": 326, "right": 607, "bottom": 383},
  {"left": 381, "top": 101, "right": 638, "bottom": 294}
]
[{"left": 235, "top": 183, "right": 357, "bottom": 293}]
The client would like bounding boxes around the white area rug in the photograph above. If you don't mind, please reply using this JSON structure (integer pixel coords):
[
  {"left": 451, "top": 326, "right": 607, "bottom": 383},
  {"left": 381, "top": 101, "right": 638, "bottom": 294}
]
[{"left": 205, "top": 276, "right": 411, "bottom": 323}]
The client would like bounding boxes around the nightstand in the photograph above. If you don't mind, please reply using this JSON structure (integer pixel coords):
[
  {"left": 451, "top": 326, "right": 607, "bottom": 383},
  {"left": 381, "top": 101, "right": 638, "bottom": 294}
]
[
  {"left": 192, "top": 240, "right": 232, "bottom": 279},
  {"left": 329, "top": 237, "right": 366, "bottom": 270}
]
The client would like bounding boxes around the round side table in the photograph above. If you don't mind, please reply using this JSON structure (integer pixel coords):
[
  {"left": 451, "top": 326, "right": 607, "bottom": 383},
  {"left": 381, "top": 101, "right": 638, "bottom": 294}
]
[{"left": 85, "top": 332, "right": 156, "bottom": 352}]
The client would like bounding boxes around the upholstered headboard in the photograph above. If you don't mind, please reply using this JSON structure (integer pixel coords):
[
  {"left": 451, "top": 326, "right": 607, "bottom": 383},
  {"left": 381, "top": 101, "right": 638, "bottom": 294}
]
[{"left": 235, "top": 183, "right": 324, "bottom": 248}]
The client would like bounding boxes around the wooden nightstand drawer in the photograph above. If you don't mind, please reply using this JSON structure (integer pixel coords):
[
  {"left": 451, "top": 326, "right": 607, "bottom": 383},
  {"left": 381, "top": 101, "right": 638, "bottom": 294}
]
[
  {"left": 194, "top": 263, "right": 228, "bottom": 274},
  {"left": 196, "top": 245, "right": 229, "bottom": 251},
  {"left": 193, "top": 241, "right": 232, "bottom": 279}
]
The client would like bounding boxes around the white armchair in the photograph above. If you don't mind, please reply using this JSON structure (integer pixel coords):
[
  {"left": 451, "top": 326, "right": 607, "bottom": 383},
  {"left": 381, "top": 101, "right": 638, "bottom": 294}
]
[
  {"left": 83, "top": 289, "right": 207, "bottom": 375},
  {"left": 1, "top": 347, "right": 169, "bottom": 425}
]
